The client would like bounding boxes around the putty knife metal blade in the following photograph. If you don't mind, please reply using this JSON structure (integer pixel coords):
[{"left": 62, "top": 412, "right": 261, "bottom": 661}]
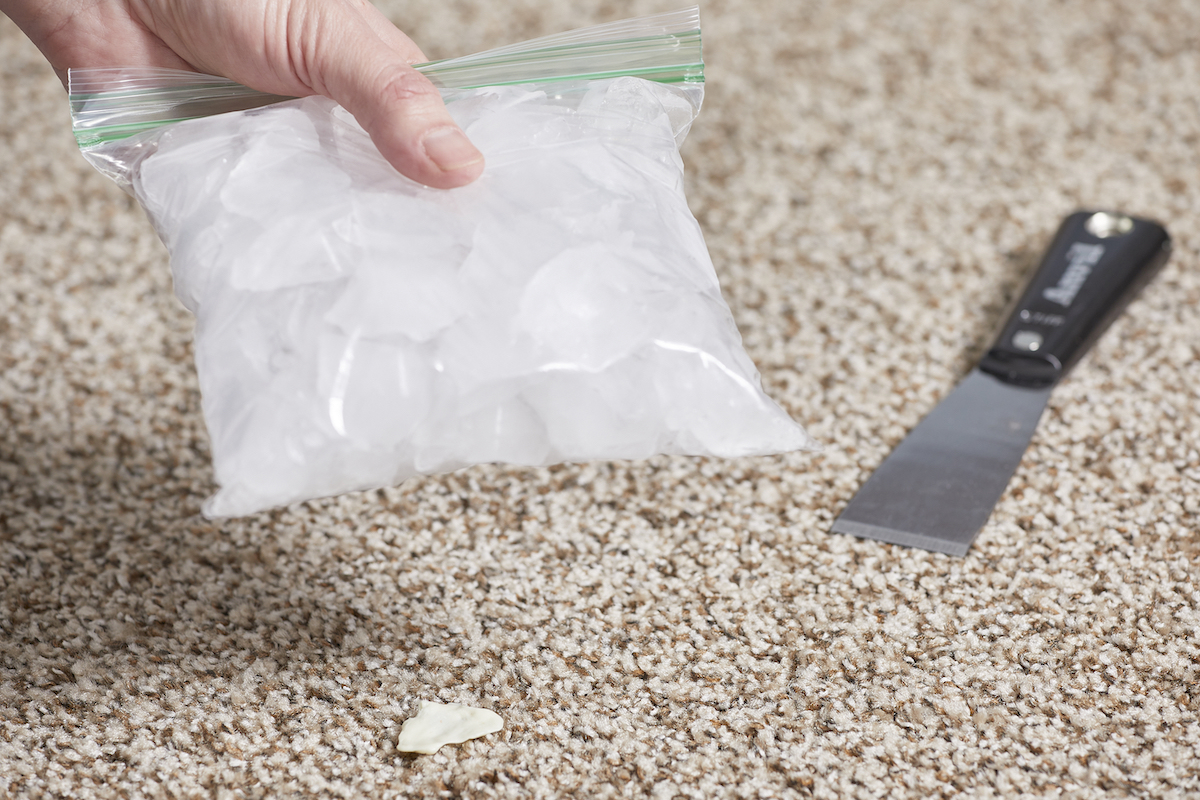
[{"left": 831, "top": 210, "right": 1171, "bottom": 556}]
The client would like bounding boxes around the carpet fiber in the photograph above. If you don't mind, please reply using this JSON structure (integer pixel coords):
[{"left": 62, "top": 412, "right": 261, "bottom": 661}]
[{"left": 2, "top": 1, "right": 1198, "bottom": 797}]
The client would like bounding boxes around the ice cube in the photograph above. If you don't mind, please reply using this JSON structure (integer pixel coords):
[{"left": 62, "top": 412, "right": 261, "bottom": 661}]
[
  {"left": 459, "top": 209, "right": 570, "bottom": 291},
  {"left": 317, "top": 331, "right": 434, "bottom": 448},
  {"left": 134, "top": 112, "right": 245, "bottom": 227},
  {"left": 520, "top": 371, "right": 657, "bottom": 462},
  {"left": 202, "top": 369, "right": 332, "bottom": 517},
  {"left": 221, "top": 142, "right": 350, "bottom": 221},
  {"left": 322, "top": 192, "right": 470, "bottom": 340},
  {"left": 413, "top": 394, "right": 550, "bottom": 471},
  {"left": 217, "top": 115, "right": 355, "bottom": 291},
  {"left": 650, "top": 339, "right": 813, "bottom": 456},
  {"left": 434, "top": 312, "right": 538, "bottom": 396},
  {"left": 517, "top": 242, "right": 658, "bottom": 372},
  {"left": 522, "top": 363, "right": 663, "bottom": 461},
  {"left": 323, "top": 257, "right": 466, "bottom": 341}
]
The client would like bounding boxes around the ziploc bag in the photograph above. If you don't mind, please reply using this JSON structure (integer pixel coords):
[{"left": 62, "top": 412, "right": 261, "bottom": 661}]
[{"left": 69, "top": 7, "right": 816, "bottom": 517}]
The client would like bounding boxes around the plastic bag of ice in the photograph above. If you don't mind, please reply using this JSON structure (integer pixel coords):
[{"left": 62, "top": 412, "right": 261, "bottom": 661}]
[{"left": 83, "top": 76, "right": 816, "bottom": 516}]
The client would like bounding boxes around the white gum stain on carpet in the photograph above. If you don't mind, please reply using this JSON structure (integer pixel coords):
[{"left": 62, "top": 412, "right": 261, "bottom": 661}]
[{"left": 396, "top": 701, "right": 504, "bottom": 754}]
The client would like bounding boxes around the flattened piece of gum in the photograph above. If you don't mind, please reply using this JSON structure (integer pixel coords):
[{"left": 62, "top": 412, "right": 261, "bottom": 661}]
[{"left": 396, "top": 701, "right": 504, "bottom": 755}]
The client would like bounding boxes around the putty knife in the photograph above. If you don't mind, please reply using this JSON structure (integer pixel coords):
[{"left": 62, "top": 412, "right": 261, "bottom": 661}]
[{"left": 830, "top": 210, "right": 1171, "bottom": 556}]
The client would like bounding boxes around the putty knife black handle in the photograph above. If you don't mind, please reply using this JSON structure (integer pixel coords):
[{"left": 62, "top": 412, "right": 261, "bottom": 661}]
[{"left": 979, "top": 211, "right": 1171, "bottom": 389}]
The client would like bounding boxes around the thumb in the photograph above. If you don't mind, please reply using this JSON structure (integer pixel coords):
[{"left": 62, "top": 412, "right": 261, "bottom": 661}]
[{"left": 308, "top": 20, "right": 484, "bottom": 188}]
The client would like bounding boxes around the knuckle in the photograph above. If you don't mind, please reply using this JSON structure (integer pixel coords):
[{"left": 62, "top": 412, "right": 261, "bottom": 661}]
[{"left": 375, "top": 65, "right": 439, "bottom": 107}]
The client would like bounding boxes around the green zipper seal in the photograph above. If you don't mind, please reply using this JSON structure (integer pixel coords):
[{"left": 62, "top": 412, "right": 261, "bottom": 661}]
[{"left": 71, "top": 29, "right": 703, "bottom": 148}]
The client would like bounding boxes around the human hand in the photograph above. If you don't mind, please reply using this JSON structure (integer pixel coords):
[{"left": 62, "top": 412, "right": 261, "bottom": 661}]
[{"left": 1, "top": 0, "right": 484, "bottom": 188}]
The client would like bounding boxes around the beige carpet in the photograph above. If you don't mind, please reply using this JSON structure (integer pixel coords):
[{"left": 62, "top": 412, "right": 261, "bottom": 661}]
[{"left": 2, "top": 0, "right": 1198, "bottom": 797}]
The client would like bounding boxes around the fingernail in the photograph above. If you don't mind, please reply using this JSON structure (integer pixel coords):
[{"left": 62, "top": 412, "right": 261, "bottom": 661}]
[{"left": 422, "top": 127, "right": 483, "bottom": 173}]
